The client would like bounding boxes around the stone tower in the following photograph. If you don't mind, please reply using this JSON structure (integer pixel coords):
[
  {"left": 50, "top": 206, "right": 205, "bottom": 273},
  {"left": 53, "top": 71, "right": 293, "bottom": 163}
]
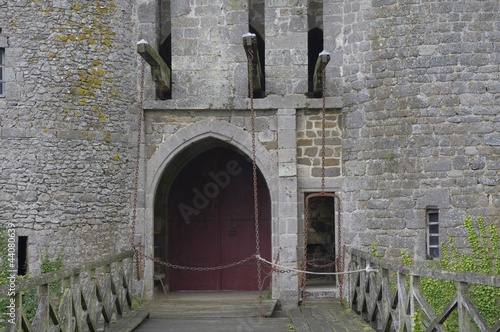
[{"left": 1, "top": 0, "right": 499, "bottom": 309}]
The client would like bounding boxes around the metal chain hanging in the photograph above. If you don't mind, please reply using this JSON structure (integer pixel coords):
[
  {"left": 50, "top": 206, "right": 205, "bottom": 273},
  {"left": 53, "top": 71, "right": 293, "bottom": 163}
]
[
  {"left": 246, "top": 39, "right": 265, "bottom": 318},
  {"left": 321, "top": 63, "right": 327, "bottom": 194},
  {"left": 302, "top": 56, "right": 344, "bottom": 307},
  {"left": 131, "top": 58, "right": 145, "bottom": 281}
]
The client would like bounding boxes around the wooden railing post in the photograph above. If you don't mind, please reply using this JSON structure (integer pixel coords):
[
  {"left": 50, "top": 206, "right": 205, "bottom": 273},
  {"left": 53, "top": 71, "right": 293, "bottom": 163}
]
[
  {"left": 457, "top": 281, "right": 472, "bottom": 332},
  {"left": 73, "top": 271, "right": 84, "bottom": 331},
  {"left": 348, "top": 248, "right": 500, "bottom": 332},
  {"left": 31, "top": 284, "right": 49, "bottom": 332},
  {"left": 0, "top": 251, "right": 136, "bottom": 332}
]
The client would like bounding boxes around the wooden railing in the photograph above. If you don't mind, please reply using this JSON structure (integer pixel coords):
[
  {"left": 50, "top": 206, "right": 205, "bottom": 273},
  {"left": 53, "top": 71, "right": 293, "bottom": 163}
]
[
  {"left": 349, "top": 249, "right": 500, "bottom": 332},
  {"left": 0, "top": 250, "right": 135, "bottom": 332}
]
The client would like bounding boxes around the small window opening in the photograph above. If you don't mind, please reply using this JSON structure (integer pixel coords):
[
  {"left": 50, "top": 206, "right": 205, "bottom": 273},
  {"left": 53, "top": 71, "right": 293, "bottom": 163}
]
[
  {"left": 308, "top": 28, "right": 324, "bottom": 97},
  {"left": 427, "top": 210, "right": 439, "bottom": 259},
  {"left": 18, "top": 236, "right": 28, "bottom": 275},
  {"left": 0, "top": 48, "right": 5, "bottom": 97}
]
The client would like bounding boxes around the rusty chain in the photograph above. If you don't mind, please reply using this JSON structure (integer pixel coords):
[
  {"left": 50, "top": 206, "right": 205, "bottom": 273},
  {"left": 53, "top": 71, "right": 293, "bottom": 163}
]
[
  {"left": 136, "top": 250, "right": 258, "bottom": 271},
  {"left": 307, "top": 259, "right": 337, "bottom": 268},
  {"left": 301, "top": 195, "right": 310, "bottom": 305},
  {"left": 131, "top": 58, "right": 145, "bottom": 281},
  {"left": 246, "top": 41, "right": 265, "bottom": 318},
  {"left": 321, "top": 62, "right": 327, "bottom": 194},
  {"left": 301, "top": 59, "right": 346, "bottom": 307}
]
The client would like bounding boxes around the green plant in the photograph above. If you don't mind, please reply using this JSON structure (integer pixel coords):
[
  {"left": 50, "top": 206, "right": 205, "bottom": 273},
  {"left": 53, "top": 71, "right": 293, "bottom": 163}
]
[
  {"left": 400, "top": 249, "right": 412, "bottom": 266},
  {"left": 411, "top": 312, "right": 424, "bottom": 332},
  {"left": 40, "top": 249, "right": 65, "bottom": 310},
  {"left": 420, "top": 216, "right": 500, "bottom": 331},
  {"left": 370, "top": 242, "right": 382, "bottom": 257}
]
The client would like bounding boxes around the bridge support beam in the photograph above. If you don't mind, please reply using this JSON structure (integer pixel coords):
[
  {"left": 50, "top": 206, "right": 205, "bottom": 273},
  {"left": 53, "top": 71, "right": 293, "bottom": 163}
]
[
  {"left": 313, "top": 51, "right": 330, "bottom": 96},
  {"left": 137, "top": 39, "right": 171, "bottom": 99},
  {"left": 243, "top": 33, "right": 263, "bottom": 95}
]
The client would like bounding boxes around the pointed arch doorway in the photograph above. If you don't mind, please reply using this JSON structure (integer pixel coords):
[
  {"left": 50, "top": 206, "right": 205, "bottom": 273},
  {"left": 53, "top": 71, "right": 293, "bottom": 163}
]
[{"left": 165, "top": 145, "right": 271, "bottom": 291}]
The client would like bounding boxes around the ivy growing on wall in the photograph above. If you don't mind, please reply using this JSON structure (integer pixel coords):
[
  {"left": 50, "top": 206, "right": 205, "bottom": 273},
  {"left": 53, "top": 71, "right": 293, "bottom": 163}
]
[{"left": 413, "top": 216, "right": 500, "bottom": 331}]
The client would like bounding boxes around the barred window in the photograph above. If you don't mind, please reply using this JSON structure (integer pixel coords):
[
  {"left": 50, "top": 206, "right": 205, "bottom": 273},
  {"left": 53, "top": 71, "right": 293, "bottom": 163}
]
[
  {"left": 427, "top": 210, "right": 439, "bottom": 258},
  {"left": 0, "top": 48, "right": 4, "bottom": 97}
]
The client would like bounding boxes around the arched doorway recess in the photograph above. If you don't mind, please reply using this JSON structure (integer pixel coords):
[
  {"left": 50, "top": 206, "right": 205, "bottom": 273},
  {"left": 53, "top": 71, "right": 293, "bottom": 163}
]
[{"left": 155, "top": 143, "right": 272, "bottom": 291}]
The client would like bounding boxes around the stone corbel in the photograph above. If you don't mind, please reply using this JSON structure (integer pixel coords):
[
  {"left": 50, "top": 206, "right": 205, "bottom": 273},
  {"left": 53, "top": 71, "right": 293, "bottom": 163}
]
[{"left": 137, "top": 39, "right": 171, "bottom": 99}]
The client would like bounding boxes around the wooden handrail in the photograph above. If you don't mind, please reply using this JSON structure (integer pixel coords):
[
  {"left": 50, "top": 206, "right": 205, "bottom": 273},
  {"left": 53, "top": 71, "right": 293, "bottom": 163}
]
[
  {"left": 1, "top": 250, "right": 135, "bottom": 332},
  {"left": 349, "top": 249, "right": 500, "bottom": 332},
  {"left": 351, "top": 248, "right": 500, "bottom": 287},
  {"left": 0, "top": 250, "right": 134, "bottom": 296}
]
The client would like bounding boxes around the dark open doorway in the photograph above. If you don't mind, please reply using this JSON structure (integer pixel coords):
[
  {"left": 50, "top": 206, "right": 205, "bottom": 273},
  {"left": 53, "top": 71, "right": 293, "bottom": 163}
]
[
  {"left": 155, "top": 144, "right": 271, "bottom": 292},
  {"left": 305, "top": 193, "right": 336, "bottom": 286}
]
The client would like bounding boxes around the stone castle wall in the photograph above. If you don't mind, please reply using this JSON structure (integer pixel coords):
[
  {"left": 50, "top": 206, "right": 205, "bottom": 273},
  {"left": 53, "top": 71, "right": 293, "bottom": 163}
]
[
  {"left": 0, "top": 1, "right": 137, "bottom": 271},
  {"left": 341, "top": 0, "right": 500, "bottom": 257}
]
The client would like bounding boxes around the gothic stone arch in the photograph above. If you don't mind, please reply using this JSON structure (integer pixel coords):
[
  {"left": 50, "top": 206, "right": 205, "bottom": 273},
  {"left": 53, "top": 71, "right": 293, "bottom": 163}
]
[{"left": 143, "top": 118, "right": 279, "bottom": 297}]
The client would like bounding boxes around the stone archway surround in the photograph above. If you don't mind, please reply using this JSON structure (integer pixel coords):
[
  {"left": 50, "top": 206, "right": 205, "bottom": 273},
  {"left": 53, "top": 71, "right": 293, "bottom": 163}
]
[{"left": 142, "top": 118, "right": 279, "bottom": 298}]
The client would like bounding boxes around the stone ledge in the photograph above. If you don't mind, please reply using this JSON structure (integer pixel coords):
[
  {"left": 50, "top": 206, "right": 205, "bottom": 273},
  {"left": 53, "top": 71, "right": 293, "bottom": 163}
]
[{"left": 143, "top": 95, "right": 343, "bottom": 111}]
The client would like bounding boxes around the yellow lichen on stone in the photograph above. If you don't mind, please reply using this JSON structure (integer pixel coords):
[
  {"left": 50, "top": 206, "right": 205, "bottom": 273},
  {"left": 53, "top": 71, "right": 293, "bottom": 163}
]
[
  {"left": 55, "top": 34, "right": 69, "bottom": 42},
  {"left": 110, "top": 86, "right": 120, "bottom": 97},
  {"left": 75, "top": 87, "right": 87, "bottom": 96}
]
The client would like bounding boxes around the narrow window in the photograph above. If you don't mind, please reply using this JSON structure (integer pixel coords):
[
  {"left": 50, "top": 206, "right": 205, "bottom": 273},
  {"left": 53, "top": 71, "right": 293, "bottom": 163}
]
[
  {"left": 18, "top": 236, "right": 28, "bottom": 275},
  {"left": 427, "top": 210, "right": 439, "bottom": 258},
  {"left": 0, "top": 48, "right": 5, "bottom": 97}
]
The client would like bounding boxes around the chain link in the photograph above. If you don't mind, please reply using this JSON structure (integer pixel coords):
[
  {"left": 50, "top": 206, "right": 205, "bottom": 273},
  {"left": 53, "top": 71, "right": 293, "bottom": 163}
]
[
  {"left": 321, "top": 63, "right": 327, "bottom": 194},
  {"left": 247, "top": 43, "right": 265, "bottom": 319},
  {"left": 307, "top": 259, "right": 337, "bottom": 268},
  {"left": 301, "top": 60, "right": 346, "bottom": 307},
  {"left": 131, "top": 58, "right": 145, "bottom": 281},
  {"left": 136, "top": 250, "right": 257, "bottom": 271},
  {"left": 301, "top": 196, "right": 310, "bottom": 305}
]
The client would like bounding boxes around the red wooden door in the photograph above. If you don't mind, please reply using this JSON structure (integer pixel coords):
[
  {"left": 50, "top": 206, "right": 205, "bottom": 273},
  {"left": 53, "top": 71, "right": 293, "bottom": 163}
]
[{"left": 168, "top": 147, "right": 271, "bottom": 291}]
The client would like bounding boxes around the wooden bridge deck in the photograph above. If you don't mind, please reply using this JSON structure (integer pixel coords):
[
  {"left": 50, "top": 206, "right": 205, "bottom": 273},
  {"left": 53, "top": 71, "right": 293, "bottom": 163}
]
[{"left": 132, "top": 292, "right": 374, "bottom": 332}]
